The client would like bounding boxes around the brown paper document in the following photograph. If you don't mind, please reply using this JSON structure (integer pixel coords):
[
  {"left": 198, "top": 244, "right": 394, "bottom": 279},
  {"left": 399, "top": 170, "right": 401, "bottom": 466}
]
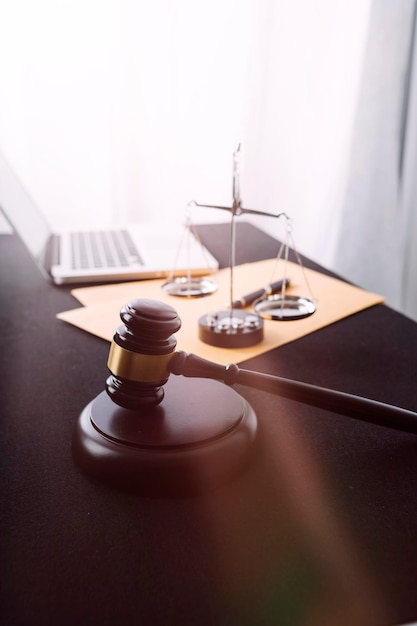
[{"left": 57, "top": 259, "right": 384, "bottom": 365}]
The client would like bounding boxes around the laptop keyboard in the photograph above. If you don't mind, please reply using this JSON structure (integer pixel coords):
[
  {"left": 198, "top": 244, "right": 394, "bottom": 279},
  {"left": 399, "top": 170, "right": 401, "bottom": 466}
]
[{"left": 70, "top": 230, "right": 144, "bottom": 270}]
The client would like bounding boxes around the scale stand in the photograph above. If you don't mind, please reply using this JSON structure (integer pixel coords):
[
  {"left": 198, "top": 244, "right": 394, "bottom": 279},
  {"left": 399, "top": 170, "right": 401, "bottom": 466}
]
[{"left": 194, "top": 144, "right": 286, "bottom": 348}]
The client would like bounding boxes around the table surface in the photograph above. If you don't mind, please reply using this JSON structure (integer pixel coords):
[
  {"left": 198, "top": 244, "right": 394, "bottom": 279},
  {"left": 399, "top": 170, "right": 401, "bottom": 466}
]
[{"left": 1, "top": 222, "right": 417, "bottom": 626}]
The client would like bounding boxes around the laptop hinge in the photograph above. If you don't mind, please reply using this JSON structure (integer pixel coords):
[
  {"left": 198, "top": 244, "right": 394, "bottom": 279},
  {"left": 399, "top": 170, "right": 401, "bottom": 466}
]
[{"left": 42, "top": 234, "right": 60, "bottom": 275}]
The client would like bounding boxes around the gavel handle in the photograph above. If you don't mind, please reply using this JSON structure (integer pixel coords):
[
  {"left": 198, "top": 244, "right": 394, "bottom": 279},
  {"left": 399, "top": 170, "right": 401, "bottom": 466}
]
[{"left": 170, "top": 351, "right": 417, "bottom": 435}]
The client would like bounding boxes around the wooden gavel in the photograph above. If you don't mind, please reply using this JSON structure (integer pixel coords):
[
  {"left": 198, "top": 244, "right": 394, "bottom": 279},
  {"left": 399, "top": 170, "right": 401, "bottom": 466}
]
[{"left": 106, "top": 298, "right": 417, "bottom": 435}]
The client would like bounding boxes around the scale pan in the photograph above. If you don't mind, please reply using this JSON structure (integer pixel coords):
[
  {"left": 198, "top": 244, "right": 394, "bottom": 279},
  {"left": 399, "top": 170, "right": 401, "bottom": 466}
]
[
  {"left": 161, "top": 277, "right": 218, "bottom": 298},
  {"left": 254, "top": 294, "right": 316, "bottom": 321}
]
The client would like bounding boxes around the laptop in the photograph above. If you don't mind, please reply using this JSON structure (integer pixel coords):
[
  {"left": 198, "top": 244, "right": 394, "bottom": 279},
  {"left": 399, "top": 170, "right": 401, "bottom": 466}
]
[{"left": 0, "top": 151, "right": 219, "bottom": 285}]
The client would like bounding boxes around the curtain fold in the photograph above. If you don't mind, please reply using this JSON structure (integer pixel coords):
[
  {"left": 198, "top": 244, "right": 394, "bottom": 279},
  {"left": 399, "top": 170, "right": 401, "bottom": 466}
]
[
  {"left": 399, "top": 2, "right": 417, "bottom": 319},
  {"left": 332, "top": 0, "right": 417, "bottom": 320}
]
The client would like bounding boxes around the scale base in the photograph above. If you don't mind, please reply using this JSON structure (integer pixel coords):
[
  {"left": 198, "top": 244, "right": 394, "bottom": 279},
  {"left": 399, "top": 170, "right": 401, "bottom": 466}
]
[
  {"left": 73, "top": 376, "right": 257, "bottom": 496},
  {"left": 199, "top": 310, "right": 264, "bottom": 348}
]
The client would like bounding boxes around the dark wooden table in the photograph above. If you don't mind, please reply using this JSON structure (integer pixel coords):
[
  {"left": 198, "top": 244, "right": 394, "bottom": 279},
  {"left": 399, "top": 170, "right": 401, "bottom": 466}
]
[{"left": 1, "top": 222, "right": 417, "bottom": 626}]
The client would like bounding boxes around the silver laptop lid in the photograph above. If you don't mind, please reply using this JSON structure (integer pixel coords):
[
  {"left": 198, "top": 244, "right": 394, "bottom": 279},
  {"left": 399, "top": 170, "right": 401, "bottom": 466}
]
[{"left": 0, "top": 149, "right": 52, "bottom": 269}]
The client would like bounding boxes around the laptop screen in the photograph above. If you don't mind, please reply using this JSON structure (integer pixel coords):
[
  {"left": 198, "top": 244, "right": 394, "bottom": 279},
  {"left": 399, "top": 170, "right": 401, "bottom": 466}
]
[{"left": 0, "top": 149, "right": 51, "bottom": 261}]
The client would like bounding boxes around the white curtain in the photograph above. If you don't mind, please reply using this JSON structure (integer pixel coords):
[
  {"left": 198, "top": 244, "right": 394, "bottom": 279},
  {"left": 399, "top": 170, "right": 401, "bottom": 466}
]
[
  {"left": 1, "top": 0, "right": 417, "bottom": 320},
  {"left": 401, "top": 3, "right": 417, "bottom": 319},
  {"left": 332, "top": 0, "right": 417, "bottom": 321},
  {"left": 0, "top": 0, "right": 272, "bottom": 228},
  {"left": 0, "top": 0, "right": 371, "bottom": 228}
]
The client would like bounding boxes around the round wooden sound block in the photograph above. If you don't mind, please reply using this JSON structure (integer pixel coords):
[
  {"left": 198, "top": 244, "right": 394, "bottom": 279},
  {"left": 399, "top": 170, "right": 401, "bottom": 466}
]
[{"left": 73, "top": 376, "right": 257, "bottom": 495}]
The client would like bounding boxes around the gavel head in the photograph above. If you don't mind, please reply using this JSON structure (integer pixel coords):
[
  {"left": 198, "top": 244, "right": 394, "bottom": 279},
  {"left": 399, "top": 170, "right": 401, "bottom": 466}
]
[{"left": 106, "top": 299, "right": 181, "bottom": 409}]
